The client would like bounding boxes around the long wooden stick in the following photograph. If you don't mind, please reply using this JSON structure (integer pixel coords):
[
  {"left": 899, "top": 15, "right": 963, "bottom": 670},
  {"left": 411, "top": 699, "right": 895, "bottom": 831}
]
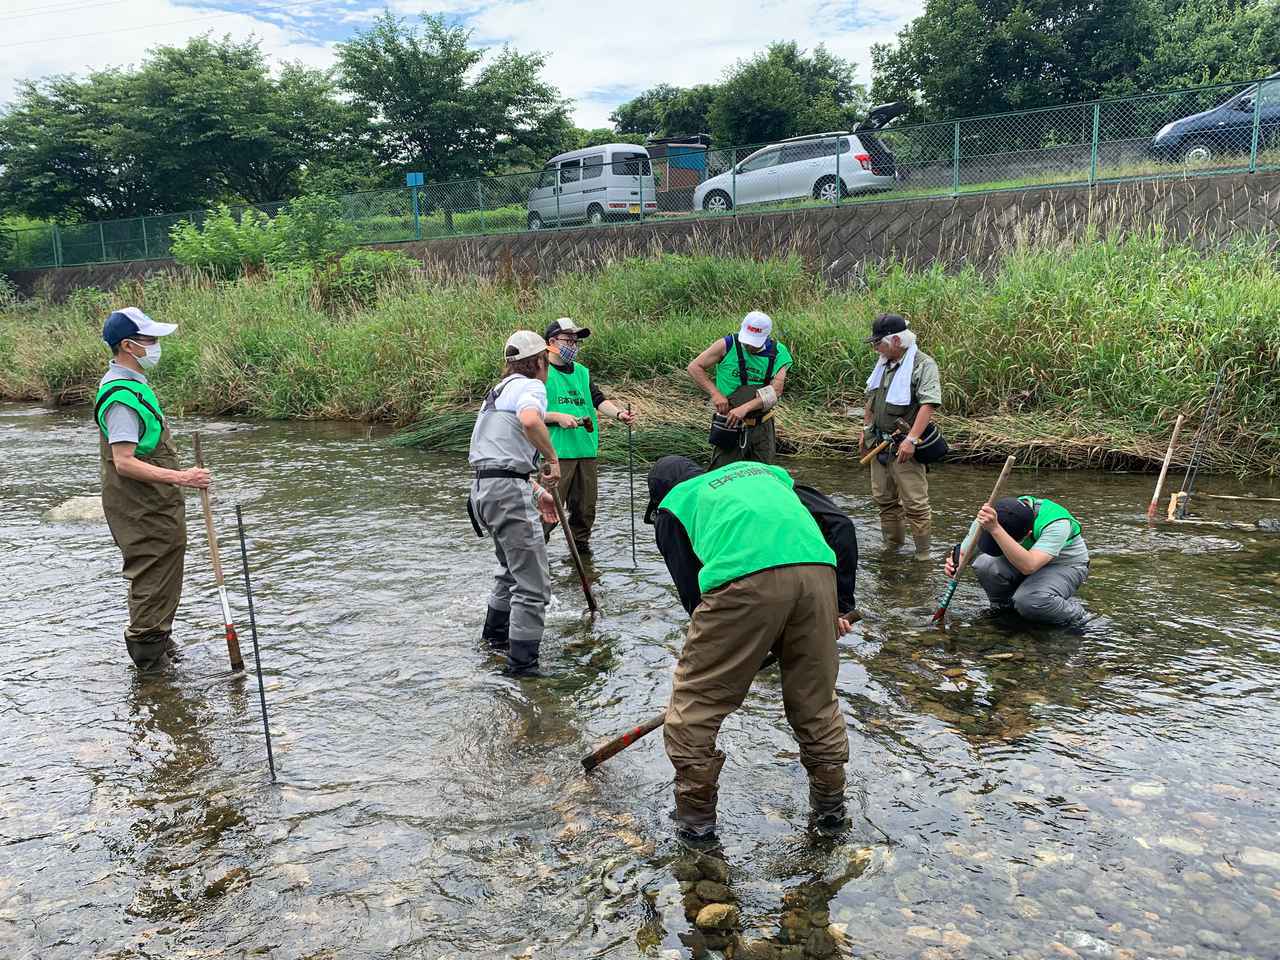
[
  {"left": 1147, "top": 413, "right": 1185, "bottom": 519},
  {"left": 547, "top": 477, "right": 598, "bottom": 615},
  {"left": 932, "top": 455, "right": 1017, "bottom": 625},
  {"left": 627, "top": 402, "right": 636, "bottom": 568},
  {"left": 193, "top": 433, "right": 244, "bottom": 671},
  {"left": 1193, "top": 493, "right": 1280, "bottom": 504}
]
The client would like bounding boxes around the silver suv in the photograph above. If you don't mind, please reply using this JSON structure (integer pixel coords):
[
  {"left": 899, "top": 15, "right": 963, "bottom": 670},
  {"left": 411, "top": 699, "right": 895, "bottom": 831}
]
[{"left": 693, "top": 103, "right": 906, "bottom": 212}]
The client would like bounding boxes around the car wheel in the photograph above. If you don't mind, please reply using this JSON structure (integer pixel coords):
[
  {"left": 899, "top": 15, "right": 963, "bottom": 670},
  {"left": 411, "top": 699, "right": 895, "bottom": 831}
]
[
  {"left": 587, "top": 204, "right": 605, "bottom": 226},
  {"left": 527, "top": 212, "right": 543, "bottom": 230},
  {"left": 813, "top": 176, "right": 845, "bottom": 202},
  {"left": 702, "top": 190, "right": 732, "bottom": 212},
  {"left": 1180, "top": 142, "right": 1214, "bottom": 165}
]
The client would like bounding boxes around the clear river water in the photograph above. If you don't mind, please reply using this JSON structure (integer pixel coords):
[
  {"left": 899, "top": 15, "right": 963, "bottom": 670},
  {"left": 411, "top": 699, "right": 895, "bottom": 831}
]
[{"left": 2, "top": 405, "right": 1278, "bottom": 960}]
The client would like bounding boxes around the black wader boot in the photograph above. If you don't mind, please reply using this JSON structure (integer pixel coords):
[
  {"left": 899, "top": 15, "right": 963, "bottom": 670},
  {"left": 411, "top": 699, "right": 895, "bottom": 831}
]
[{"left": 480, "top": 605, "right": 510, "bottom": 651}]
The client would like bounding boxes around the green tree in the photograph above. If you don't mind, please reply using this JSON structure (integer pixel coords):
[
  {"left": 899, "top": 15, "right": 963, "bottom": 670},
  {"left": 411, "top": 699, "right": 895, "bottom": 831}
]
[
  {"left": 0, "top": 35, "right": 367, "bottom": 221},
  {"left": 708, "top": 42, "right": 868, "bottom": 146},
  {"left": 871, "top": 0, "right": 1158, "bottom": 120},
  {"left": 1136, "top": 0, "right": 1280, "bottom": 89},
  {"left": 337, "top": 12, "right": 572, "bottom": 191},
  {"left": 610, "top": 84, "right": 683, "bottom": 136},
  {"left": 662, "top": 85, "right": 718, "bottom": 137}
]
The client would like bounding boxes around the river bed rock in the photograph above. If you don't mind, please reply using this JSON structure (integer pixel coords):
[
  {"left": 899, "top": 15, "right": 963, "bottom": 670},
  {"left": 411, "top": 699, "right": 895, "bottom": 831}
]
[
  {"left": 1240, "top": 846, "right": 1280, "bottom": 871},
  {"left": 695, "top": 903, "right": 740, "bottom": 930},
  {"left": 43, "top": 496, "right": 105, "bottom": 523}
]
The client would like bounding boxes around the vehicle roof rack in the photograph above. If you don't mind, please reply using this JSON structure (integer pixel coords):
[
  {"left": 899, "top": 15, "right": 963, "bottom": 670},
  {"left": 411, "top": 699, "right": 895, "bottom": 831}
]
[{"left": 777, "top": 131, "right": 850, "bottom": 143}]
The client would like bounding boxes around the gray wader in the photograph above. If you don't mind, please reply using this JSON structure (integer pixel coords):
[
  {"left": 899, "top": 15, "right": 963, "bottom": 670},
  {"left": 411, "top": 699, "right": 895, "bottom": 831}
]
[
  {"left": 100, "top": 426, "right": 187, "bottom": 670},
  {"left": 467, "top": 374, "right": 552, "bottom": 673},
  {"left": 972, "top": 554, "right": 1089, "bottom": 627}
]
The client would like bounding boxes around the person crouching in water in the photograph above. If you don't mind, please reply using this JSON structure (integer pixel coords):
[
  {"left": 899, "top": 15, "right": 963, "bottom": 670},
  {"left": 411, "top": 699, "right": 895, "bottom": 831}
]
[
  {"left": 644, "top": 456, "right": 859, "bottom": 845},
  {"left": 946, "top": 496, "right": 1090, "bottom": 627},
  {"left": 468, "top": 331, "right": 572, "bottom": 677}
]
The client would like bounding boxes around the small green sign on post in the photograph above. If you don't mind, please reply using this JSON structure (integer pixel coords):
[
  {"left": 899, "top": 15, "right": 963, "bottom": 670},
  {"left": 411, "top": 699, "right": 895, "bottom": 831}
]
[{"left": 406, "top": 172, "right": 424, "bottom": 241}]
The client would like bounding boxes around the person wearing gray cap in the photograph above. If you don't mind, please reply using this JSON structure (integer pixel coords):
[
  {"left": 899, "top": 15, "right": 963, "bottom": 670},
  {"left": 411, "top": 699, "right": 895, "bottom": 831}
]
[
  {"left": 467, "top": 331, "right": 564, "bottom": 676},
  {"left": 96, "top": 307, "right": 211, "bottom": 670},
  {"left": 861, "top": 313, "right": 944, "bottom": 561},
  {"left": 542, "top": 317, "right": 637, "bottom": 556}
]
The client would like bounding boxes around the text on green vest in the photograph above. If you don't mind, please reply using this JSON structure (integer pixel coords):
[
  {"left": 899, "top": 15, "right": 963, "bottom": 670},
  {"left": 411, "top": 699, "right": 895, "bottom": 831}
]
[{"left": 546, "top": 362, "right": 599, "bottom": 459}]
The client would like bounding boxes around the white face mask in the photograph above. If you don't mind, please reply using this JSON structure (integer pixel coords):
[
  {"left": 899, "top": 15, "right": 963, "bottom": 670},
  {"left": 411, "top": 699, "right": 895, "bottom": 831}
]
[{"left": 128, "top": 340, "right": 162, "bottom": 369}]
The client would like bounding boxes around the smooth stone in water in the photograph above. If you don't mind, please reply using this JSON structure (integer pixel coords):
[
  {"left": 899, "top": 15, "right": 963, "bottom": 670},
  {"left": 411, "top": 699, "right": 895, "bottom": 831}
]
[
  {"left": 1240, "top": 847, "right": 1280, "bottom": 871},
  {"left": 1129, "top": 782, "right": 1166, "bottom": 799},
  {"left": 43, "top": 496, "right": 105, "bottom": 523},
  {"left": 694, "top": 880, "right": 732, "bottom": 903},
  {"left": 1158, "top": 835, "right": 1205, "bottom": 856},
  {"left": 695, "top": 903, "right": 739, "bottom": 930}
]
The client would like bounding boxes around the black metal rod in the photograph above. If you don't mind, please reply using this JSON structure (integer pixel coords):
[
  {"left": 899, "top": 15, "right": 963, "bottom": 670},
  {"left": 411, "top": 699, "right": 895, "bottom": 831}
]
[
  {"left": 234, "top": 504, "right": 276, "bottom": 781},
  {"left": 627, "top": 402, "right": 636, "bottom": 567},
  {"left": 1177, "top": 363, "right": 1228, "bottom": 519}
]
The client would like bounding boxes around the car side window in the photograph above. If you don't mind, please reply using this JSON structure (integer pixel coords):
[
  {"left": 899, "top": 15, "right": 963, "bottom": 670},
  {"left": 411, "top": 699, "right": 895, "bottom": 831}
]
[
  {"left": 582, "top": 154, "right": 605, "bottom": 179},
  {"left": 536, "top": 165, "right": 556, "bottom": 189},
  {"left": 740, "top": 149, "right": 781, "bottom": 173},
  {"left": 559, "top": 159, "right": 582, "bottom": 183},
  {"left": 779, "top": 140, "right": 834, "bottom": 163},
  {"left": 1259, "top": 79, "right": 1280, "bottom": 109}
]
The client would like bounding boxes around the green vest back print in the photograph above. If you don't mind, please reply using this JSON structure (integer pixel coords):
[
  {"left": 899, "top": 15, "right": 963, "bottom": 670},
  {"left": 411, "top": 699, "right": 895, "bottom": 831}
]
[
  {"left": 659, "top": 461, "right": 835, "bottom": 594},
  {"left": 95, "top": 379, "right": 165, "bottom": 456},
  {"left": 546, "top": 362, "right": 599, "bottom": 459}
]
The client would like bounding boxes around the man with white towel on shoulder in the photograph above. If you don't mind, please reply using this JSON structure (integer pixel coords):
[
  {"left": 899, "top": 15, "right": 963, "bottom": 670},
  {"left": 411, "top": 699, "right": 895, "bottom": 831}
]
[{"left": 860, "top": 314, "right": 943, "bottom": 562}]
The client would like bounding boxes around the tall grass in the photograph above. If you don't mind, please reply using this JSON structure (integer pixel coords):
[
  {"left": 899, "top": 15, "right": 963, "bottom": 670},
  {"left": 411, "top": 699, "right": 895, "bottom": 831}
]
[{"left": 3, "top": 235, "right": 1278, "bottom": 472}]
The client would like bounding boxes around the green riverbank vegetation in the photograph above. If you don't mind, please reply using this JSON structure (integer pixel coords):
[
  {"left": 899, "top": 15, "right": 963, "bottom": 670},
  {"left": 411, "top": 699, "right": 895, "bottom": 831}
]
[{"left": 3, "top": 231, "right": 1278, "bottom": 473}]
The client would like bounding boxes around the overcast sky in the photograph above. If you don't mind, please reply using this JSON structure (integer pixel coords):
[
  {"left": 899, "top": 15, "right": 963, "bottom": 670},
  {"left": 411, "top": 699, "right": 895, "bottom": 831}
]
[{"left": 1, "top": 0, "right": 924, "bottom": 128}]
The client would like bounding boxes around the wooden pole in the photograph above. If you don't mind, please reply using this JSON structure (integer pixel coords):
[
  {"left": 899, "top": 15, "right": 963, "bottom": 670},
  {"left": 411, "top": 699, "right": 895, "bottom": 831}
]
[
  {"left": 1147, "top": 413, "right": 1185, "bottom": 519},
  {"left": 547, "top": 477, "right": 598, "bottom": 615},
  {"left": 932, "top": 455, "right": 1017, "bottom": 625},
  {"left": 193, "top": 433, "right": 244, "bottom": 671}
]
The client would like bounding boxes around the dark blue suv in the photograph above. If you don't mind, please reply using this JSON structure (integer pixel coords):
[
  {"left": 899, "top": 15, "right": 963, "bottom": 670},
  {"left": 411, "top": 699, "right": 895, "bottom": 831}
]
[{"left": 1150, "top": 73, "right": 1280, "bottom": 165}]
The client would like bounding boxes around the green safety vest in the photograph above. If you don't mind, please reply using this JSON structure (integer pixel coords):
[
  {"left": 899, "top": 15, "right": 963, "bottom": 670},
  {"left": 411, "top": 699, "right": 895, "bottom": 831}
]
[
  {"left": 94, "top": 377, "right": 166, "bottom": 456},
  {"left": 659, "top": 461, "right": 835, "bottom": 594},
  {"left": 546, "top": 361, "right": 599, "bottom": 459},
  {"left": 713, "top": 335, "right": 792, "bottom": 399},
  {"left": 1019, "top": 497, "right": 1082, "bottom": 549}
]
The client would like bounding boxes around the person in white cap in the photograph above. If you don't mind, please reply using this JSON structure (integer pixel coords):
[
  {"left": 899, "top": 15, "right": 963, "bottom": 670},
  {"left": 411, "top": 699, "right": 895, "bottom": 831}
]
[
  {"left": 686, "top": 310, "right": 792, "bottom": 468},
  {"left": 96, "top": 307, "right": 210, "bottom": 670},
  {"left": 466, "top": 330, "right": 565, "bottom": 677},
  {"left": 542, "top": 317, "right": 637, "bottom": 556}
]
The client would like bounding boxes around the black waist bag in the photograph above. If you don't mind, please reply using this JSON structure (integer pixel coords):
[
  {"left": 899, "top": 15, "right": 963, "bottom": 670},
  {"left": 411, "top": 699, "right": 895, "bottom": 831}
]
[
  {"left": 709, "top": 413, "right": 746, "bottom": 450},
  {"left": 911, "top": 422, "right": 949, "bottom": 464}
]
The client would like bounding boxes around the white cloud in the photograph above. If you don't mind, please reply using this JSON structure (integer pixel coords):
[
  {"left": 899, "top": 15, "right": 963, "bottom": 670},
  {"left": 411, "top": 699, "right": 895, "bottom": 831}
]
[{"left": 1, "top": 0, "right": 924, "bottom": 128}]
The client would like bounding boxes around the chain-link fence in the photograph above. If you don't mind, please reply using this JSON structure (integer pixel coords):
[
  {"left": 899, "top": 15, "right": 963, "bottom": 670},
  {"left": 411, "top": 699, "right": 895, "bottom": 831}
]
[{"left": 6, "top": 75, "right": 1279, "bottom": 272}]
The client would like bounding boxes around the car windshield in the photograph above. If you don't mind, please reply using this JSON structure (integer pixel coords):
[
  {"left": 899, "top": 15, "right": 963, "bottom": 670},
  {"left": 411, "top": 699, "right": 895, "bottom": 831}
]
[{"left": 611, "top": 152, "right": 651, "bottom": 176}]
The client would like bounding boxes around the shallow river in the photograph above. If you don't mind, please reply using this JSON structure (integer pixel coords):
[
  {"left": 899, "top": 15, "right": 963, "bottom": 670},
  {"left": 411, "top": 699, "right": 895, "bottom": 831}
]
[{"left": 2, "top": 406, "right": 1279, "bottom": 960}]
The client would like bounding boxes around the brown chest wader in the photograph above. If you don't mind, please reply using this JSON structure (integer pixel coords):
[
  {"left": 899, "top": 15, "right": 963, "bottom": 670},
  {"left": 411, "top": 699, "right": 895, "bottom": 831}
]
[{"left": 101, "top": 424, "right": 187, "bottom": 669}]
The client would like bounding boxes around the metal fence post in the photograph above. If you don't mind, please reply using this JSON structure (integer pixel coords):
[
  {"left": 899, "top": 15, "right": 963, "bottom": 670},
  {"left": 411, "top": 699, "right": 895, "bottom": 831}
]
[
  {"left": 638, "top": 160, "right": 645, "bottom": 225},
  {"left": 141, "top": 217, "right": 149, "bottom": 259},
  {"left": 1249, "top": 83, "right": 1263, "bottom": 173},
  {"left": 952, "top": 122, "right": 961, "bottom": 196},
  {"left": 53, "top": 225, "right": 63, "bottom": 268},
  {"left": 833, "top": 138, "right": 841, "bottom": 207},
  {"left": 99, "top": 221, "right": 107, "bottom": 262},
  {"left": 1089, "top": 103, "right": 1101, "bottom": 184},
  {"left": 413, "top": 185, "right": 422, "bottom": 240},
  {"left": 731, "top": 154, "right": 737, "bottom": 213},
  {"left": 476, "top": 180, "right": 485, "bottom": 234}
]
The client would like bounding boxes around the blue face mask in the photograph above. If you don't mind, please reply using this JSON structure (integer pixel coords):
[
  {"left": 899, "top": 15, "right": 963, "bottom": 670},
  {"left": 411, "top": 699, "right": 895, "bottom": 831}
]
[{"left": 556, "top": 341, "right": 579, "bottom": 363}]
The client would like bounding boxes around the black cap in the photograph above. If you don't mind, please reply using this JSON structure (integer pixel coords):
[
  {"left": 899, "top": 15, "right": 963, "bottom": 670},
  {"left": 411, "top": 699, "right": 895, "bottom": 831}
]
[
  {"left": 977, "top": 497, "right": 1034, "bottom": 556},
  {"left": 865, "top": 313, "right": 908, "bottom": 344},
  {"left": 643, "top": 455, "right": 704, "bottom": 524},
  {"left": 544, "top": 318, "right": 591, "bottom": 341}
]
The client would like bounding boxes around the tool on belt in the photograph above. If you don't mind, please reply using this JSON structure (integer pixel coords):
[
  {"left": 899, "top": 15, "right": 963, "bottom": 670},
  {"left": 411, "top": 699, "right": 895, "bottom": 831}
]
[
  {"left": 193, "top": 433, "right": 245, "bottom": 672},
  {"left": 932, "top": 455, "right": 1017, "bottom": 626},
  {"left": 708, "top": 345, "right": 778, "bottom": 450}
]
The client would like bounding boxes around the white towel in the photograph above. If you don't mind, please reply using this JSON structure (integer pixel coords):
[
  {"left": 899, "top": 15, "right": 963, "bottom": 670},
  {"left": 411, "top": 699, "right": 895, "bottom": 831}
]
[{"left": 865, "top": 343, "right": 917, "bottom": 406}]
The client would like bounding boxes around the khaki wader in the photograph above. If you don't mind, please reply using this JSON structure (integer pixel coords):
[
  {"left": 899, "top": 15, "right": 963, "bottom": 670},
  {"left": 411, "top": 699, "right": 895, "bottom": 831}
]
[
  {"left": 870, "top": 456, "right": 931, "bottom": 547},
  {"left": 100, "top": 425, "right": 186, "bottom": 669},
  {"left": 543, "top": 457, "right": 599, "bottom": 551},
  {"left": 664, "top": 564, "right": 848, "bottom": 833},
  {"left": 708, "top": 384, "right": 778, "bottom": 470}
]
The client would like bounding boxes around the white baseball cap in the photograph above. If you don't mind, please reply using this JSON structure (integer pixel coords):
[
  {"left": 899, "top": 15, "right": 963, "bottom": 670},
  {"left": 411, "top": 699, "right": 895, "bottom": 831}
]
[
  {"left": 101, "top": 306, "right": 177, "bottom": 346},
  {"left": 504, "top": 330, "right": 548, "bottom": 361},
  {"left": 737, "top": 310, "right": 772, "bottom": 348}
]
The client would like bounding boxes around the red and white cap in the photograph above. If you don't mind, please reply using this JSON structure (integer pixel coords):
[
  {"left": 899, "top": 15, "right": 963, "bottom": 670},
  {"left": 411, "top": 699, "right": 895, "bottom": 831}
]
[{"left": 737, "top": 310, "right": 772, "bottom": 348}]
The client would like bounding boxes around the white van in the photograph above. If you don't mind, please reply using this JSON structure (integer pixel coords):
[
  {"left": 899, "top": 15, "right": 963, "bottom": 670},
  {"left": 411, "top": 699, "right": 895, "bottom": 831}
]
[{"left": 526, "top": 144, "right": 658, "bottom": 229}]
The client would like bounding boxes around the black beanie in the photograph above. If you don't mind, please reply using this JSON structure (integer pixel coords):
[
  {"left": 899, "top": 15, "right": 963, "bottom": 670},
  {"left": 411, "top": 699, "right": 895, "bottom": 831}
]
[
  {"left": 977, "top": 497, "right": 1034, "bottom": 555},
  {"left": 643, "top": 456, "right": 704, "bottom": 524}
]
